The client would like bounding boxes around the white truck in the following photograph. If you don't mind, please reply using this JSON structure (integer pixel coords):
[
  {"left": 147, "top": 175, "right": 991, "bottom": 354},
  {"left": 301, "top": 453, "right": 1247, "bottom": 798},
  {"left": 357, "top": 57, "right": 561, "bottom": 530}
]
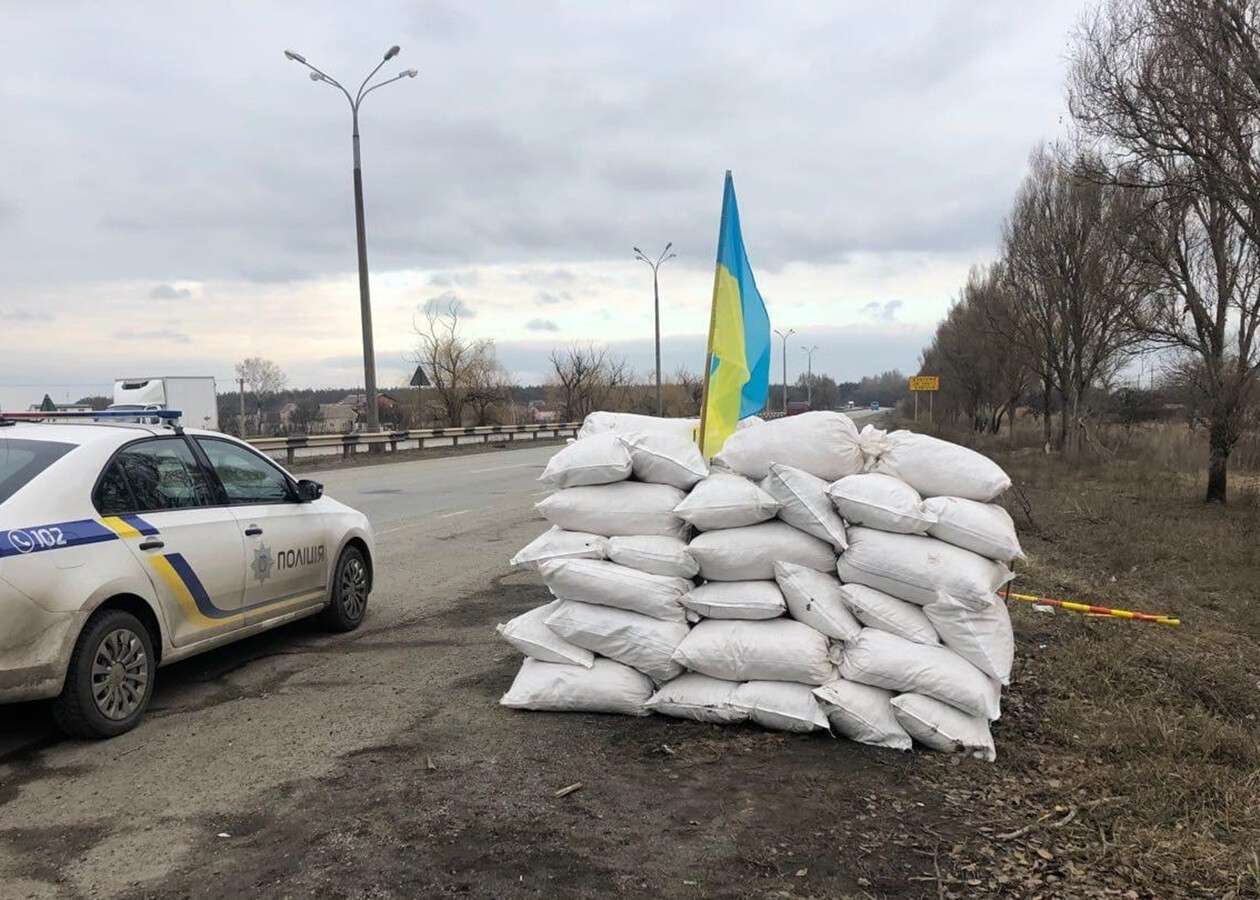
[{"left": 109, "top": 376, "right": 219, "bottom": 430}]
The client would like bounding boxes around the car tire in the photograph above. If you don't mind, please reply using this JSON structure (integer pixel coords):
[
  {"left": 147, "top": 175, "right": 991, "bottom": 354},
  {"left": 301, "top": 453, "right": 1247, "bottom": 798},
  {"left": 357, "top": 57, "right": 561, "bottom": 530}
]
[
  {"left": 321, "top": 545, "right": 370, "bottom": 632},
  {"left": 51, "top": 608, "right": 156, "bottom": 739}
]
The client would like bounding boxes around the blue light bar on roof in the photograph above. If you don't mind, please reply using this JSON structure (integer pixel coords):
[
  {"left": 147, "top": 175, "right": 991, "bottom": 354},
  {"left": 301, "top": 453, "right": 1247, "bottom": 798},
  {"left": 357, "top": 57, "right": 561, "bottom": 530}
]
[{"left": 0, "top": 409, "right": 184, "bottom": 421}]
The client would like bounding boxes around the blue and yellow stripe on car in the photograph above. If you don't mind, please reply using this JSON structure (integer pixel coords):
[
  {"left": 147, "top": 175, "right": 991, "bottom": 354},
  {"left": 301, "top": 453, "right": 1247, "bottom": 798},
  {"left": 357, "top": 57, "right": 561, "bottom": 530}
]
[
  {"left": 148, "top": 552, "right": 243, "bottom": 627},
  {"left": 147, "top": 552, "right": 326, "bottom": 624},
  {"left": 100, "top": 514, "right": 160, "bottom": 539}
]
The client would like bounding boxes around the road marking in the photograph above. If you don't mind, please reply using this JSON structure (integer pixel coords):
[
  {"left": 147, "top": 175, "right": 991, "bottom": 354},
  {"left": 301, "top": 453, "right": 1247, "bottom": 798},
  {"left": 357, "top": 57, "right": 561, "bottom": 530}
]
[
  {"left": 438, "top": 509, "right": 471, "bottom": 519},
  {"left": 468, "top": 463, "right": 535, "bottom": 474}
]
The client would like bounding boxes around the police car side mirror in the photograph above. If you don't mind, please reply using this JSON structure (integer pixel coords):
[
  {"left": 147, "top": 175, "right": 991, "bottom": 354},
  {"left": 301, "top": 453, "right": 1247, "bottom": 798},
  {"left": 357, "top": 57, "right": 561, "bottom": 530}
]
[{"left": 296, "top": 479, "right": 323, "bottom": 502}]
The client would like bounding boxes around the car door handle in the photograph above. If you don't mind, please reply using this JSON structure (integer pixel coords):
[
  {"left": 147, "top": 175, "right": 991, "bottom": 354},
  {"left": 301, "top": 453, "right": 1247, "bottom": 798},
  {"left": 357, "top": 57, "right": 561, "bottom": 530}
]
[
  {"left": 138, "top": 539, "right": 165, "bottom": 551},
  {"left": 244, "top": 526, "right": 263, "bottom": 536}
]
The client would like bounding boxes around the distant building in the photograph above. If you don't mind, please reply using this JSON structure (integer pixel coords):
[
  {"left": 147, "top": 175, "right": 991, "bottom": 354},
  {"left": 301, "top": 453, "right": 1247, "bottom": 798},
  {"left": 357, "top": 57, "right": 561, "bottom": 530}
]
[{"left": 316, "top": 402, "right": 359, "bottom": 433}]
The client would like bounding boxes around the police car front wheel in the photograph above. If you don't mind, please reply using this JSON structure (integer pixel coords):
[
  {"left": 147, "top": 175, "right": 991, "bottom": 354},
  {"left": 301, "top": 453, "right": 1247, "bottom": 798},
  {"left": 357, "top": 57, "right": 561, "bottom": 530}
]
[
  {"left": 51, "top": 608, "right": 156, "bottom": 739},
  {"left": 321, "top": 545, "right": 369, "bottom": 632}
]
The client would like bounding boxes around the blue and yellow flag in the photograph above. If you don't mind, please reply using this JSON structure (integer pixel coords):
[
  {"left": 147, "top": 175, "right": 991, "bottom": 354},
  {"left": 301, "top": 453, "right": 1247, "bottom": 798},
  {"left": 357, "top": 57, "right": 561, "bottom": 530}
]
[{"left": 699, "top": 172, "right": 771, "bottom": 458}]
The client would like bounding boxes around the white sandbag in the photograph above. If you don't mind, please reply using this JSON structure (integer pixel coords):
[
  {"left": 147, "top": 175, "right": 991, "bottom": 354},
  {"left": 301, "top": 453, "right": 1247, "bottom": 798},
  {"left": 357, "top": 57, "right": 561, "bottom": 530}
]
[
  {"left": 618, "top": 430, "right": 708, "bottom": 490},
  {"left": 837, "top": 527, "right": 1013, "bottom": 609},
  {"left": 922, "top": 496, "right": 1024, "bottom": 562},
  {"left": 500, "top": 657, "right": 653, "bottom": 715},
  {"left": 538, "top": 433, "right": 633, "bottom": 488},
  {"left": 891, "top": 693, "right": 996, "bottom": 762},
  {"left": 827, "top": 473, "right": 936, "bottom": 534},
  {"left": 539, "top": 558, "right": 690, "bottom": 622},
  {"left": 713, "top": 411, "right": 865, "bottom": 481},
  {"left": 737, "top": 415, "right": 765, "bottom": 429},
  {"left": 868, "top": 430, "right": 1011, "bottom": 501},
  {"left": 672, "top": 618, "right": 838, "bottom": 684},
  {"left": 545, "top": 600, "right": 688, "bottom": 683},
  {"left": 495, "top": 600, "right": 595, "bottom": 667},
  {"left": 760, "top": 463, "right": 848, "bottom": 550},
  {"left": 689, "top": 521, "right": 835, "bottom": 582},
  {"left": 923, "top": 592, "right": 1015, "bottom": 684},
  {"left": 681, "top": 581, "right": 786, "bottom": 620},
  {"left": 673, "top": 473, "right": 780, "bottom": 530},
  {"left": 644, "top": 672, "right": 748, "bottom": 724},
  {"left": 812, "top": 679, "right": 912, "bottom": 750},
  {"left": 537, "top": 482, "right": 687, "bottom": 537},
  {"left": 730, "top": 681, "right": 831, "bottom": 733},
  {"left": 839, "top": 628, "right": 1001, "bottom": 720},
  {"left": 774, "top": 562, "right": 862, "bottom": 641},
  {"left": 837, "top": 583, "right": 940, "bottom": 645},
  {"left": 578, "top": 411, "right": 697, "bottom": 441},
  {"left": 606, "top": 535, "right": 699, "bottom": 578},
  {"left": 510, "top": 526, "right": 608, "bottom": 569}
]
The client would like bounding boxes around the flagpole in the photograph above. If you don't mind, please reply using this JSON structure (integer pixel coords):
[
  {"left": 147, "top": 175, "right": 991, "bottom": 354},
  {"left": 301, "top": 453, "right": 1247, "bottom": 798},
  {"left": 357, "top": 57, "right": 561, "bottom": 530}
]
[{"left": 696, "top": 170, "right": 732, "bottom": 455}]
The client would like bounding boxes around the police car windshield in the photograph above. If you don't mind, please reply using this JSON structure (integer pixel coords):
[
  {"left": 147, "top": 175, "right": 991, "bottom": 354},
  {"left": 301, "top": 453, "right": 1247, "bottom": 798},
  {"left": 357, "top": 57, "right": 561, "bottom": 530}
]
[{"left": 0, "top": 438, "right": 75, "bottom": 506}]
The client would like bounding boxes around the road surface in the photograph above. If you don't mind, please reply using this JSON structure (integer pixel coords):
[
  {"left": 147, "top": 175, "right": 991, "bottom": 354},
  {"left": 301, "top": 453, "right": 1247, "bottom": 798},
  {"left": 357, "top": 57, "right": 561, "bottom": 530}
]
[{"left": 0, "top": 411, "right": 927, "bottom": 899}]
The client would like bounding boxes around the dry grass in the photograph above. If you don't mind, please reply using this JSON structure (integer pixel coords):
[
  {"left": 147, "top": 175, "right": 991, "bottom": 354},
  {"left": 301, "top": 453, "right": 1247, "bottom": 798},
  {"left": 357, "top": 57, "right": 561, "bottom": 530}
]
[{"left": 911, "top": 420, "right": 1260, "bottom": 897}]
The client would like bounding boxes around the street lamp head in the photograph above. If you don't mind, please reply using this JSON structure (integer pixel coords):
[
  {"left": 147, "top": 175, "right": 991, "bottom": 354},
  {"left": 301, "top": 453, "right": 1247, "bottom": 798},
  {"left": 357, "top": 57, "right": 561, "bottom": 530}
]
[
  {"left": 633, "top": 246, "right": 643, "bottom": 255},
  {"left": 664, "top": 241, "right": 673, "bottom": 253},
  {"left": 384, "top": 44, "right": 401, "bottom": 60},
  {"left": 283, "top": 49, "right": 306, "bottom": 63},
  {"left": 403, "top": 68, "right": 418, "bottom": 77}
]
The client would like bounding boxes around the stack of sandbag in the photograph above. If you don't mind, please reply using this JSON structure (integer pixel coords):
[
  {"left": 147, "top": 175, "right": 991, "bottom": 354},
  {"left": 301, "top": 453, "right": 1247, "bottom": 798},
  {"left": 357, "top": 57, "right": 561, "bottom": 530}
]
[
  {"left": 498, "top": 411, "right": 1021, "bottom": 762},
  {"left": 500, "top": 426, "right": 707, "bottom": 717},
  {"left": 822, "top": 428, "right": 1021, "bottom": 761}
]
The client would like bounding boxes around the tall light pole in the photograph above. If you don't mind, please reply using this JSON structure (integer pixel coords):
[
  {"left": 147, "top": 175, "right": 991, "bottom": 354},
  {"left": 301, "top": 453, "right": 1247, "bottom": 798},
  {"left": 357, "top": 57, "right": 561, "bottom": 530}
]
[
  {"left": 633, "top": 243, "right": 676, "bottom": 416},
  {"left": 803, "top": 345, "right": 819, "bottom": 408},
  {"left": 774, "top": 328, "right": 795, "bottom": 413},
  {"left": 283, "top": 45, "right": 418, "bottom": 434}
]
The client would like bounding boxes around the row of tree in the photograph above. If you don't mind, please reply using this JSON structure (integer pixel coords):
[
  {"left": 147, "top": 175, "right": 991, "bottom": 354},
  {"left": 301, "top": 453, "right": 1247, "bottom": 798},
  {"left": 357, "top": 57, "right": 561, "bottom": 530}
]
[{"left": 922, "top": 0, "right": 1260, "bottom": 503}]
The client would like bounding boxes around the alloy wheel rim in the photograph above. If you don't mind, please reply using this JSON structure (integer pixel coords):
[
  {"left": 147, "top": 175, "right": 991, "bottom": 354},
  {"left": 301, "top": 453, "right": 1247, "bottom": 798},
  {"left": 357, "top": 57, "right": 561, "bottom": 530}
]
[
  {"left": 91, "top": 628, "right": 148, "bottom": 721},
  {"left": 340, "top": 557, "right": 367, "bottom": 620}
]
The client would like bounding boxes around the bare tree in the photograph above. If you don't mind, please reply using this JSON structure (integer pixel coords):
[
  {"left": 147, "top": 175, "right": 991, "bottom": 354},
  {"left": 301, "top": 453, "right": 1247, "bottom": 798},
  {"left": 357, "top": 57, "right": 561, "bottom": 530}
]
[
  {"left": 413, "top": 293, "right": 495, "bottom": 427},
  {"left": 1069, "top": 0, "right": 1260, "bottom": 501},
  {"left": 1003, "top": 145, "right": 1146, "bottom": 451},
  {"left": 235, "top": 357, "right": 286, "bottom": 436},
  {"left": 922, "top": 265, "right": 1032, "bottom": 433},
  {"left": 548, "top": 344, "right": 634, "bottom": 421}
]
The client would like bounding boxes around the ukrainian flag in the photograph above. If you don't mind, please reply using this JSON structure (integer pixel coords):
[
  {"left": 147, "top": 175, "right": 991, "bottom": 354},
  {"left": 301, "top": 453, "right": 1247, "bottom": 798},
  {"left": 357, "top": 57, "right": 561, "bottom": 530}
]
[{"left": 699, "top": 172, "right": 771, "bottom": 458}]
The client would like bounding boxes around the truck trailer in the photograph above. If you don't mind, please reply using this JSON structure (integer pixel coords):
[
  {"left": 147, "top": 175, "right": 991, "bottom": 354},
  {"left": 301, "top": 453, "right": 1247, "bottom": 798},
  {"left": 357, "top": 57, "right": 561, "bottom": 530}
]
[{"left": 109, "top": 376, "right": 218, "bottom": 430}]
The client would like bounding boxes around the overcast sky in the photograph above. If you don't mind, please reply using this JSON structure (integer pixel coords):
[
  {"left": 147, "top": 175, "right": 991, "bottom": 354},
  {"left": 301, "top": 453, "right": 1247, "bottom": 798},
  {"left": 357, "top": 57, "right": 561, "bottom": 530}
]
[{"left": 0, "top": 1, "right": 1086, "bottom": 408}]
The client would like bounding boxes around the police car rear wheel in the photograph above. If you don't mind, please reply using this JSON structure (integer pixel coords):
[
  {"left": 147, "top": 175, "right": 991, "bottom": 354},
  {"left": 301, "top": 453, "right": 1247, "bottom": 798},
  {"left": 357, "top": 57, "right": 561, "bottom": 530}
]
[
  {"left": 52, "top": 609, "right": 156, "bottom": 739},
  {"left": 321, "top": 546, "right": 369, "bottom": 632}
]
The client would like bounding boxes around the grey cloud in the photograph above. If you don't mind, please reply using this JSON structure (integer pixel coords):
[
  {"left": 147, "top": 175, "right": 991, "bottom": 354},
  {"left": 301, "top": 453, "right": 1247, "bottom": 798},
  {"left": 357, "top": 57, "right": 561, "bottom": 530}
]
[
  {"left": 2, "top": 5, "right": 1080, "bottom": 287},
  {"left": 536, "top": 290, "right": 571, "bottom": 305},
  {"left": 148, "top": 283, "right": 191, "bottom": 300},
  {"left": 428, "top": 270, "right": 481, "bottom": 288},
  {"left": 862, "top": 300, "right": 904, "bottom": 322},
  {"left": 0, "top": 308, "right": 54, "bottom": 322},
  {"left": 525, "top": 318, "right": 559, "bottom": 332},
  {"left": 420, "top": 292, "right": 476, "bottom": 319},
  {"left": 112, "top": 329, "right": 192, "bottom": 344}
]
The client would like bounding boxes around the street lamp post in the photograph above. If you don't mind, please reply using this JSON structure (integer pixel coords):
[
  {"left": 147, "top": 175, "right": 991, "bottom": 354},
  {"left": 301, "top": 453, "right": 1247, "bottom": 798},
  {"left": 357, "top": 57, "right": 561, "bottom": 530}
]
[
  {"left": 283, "top": 45, "right": 418, "bottom": 434},
  {"left": 774, "top": 328, "right": 795, "bottom": 413},
  {"left": 633, "top": 243, "right": 676, "bottom": 417},
  {"left": 803, "top": 345, "right": 819, "bottom": 408}
]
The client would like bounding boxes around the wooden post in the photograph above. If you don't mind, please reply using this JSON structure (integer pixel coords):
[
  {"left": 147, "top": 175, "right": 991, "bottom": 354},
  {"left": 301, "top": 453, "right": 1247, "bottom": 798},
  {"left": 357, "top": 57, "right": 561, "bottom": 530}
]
[{"left": 914, "top": 391, "right": 919, "bottom": 422}]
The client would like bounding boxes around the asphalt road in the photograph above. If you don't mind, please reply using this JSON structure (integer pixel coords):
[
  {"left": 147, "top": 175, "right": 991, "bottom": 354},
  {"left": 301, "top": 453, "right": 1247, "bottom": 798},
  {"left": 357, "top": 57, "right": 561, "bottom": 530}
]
[
  {"left": 0, "top": 410, "right": 896, "bottom": 899},
  {"left": 0, "top": 443, "right": 560, "bottom": 898}
]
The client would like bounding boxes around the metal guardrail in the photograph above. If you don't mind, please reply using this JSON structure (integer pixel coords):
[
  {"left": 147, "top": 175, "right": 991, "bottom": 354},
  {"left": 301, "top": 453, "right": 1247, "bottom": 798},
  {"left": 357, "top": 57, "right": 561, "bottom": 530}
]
[{"left": 248, "top": 422, "right": 581, "bottom": 464}]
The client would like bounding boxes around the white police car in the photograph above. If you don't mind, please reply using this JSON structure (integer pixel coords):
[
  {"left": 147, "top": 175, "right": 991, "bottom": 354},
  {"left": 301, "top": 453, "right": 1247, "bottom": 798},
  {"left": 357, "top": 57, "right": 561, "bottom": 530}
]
[{"left": 0, "top": 412, "right": 374, "bottom": 738}]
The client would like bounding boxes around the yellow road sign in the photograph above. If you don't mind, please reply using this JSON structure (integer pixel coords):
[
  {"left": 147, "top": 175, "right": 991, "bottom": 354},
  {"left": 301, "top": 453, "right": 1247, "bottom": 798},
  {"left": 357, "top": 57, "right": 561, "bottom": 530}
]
[{"left": 909, "top": 375, "right": 939, "bottom": 392}]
